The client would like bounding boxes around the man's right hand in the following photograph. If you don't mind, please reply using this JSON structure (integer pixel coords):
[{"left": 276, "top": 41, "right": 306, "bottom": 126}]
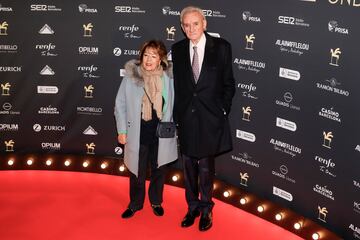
[{"left": 118, "top": 134, "right": 127, "bottom": 145}]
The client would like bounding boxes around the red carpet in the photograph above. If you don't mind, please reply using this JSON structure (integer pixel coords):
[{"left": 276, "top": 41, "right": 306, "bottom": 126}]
[{"left": 0, "top": 171, "right": 303, "bottom": 240}]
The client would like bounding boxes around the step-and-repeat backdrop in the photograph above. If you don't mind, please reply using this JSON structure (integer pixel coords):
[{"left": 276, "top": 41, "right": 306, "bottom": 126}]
[{"left": 1, "top": 0, "right": 359, "bottom": 238}]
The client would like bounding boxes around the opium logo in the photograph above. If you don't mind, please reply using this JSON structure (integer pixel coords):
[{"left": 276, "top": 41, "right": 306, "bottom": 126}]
[
  {"left": 41, "top": 142, "right": 61, "bottom": 150},
  {"left": 78, "top": 46, "right": 98, "bottom": 55}
]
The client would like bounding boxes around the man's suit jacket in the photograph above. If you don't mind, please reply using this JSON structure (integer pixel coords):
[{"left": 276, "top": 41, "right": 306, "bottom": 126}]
[{"left": 172, "top": 32, "right": 235, "bottom": 158}]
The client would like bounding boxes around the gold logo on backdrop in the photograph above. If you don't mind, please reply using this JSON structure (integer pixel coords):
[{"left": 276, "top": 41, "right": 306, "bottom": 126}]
[
  {"left": 1, "top": 82, "right": 11, "bottom": 96},
  {"left": 5, "top": 140, "right": 14, "bottom": 152},
  {"left": 84, "top": 85, "right": 94, "bottom": 98},
  {"left": 0, "top": 21, "right": 9, "bottom": 35},
  {"left": 330, "top": 48, "right": 341, "bottom": 66},
  {"left": 86, "top": 142, "right": 96, "bottom": 154},
  {"left": 242, "top": 106, "right": 252, "bottom": 121},
  {"left": 318, "top": 206, "right": 328, "bottom": 222},
  {"left": 166, "top": 26, "right": 176, "bottom": 41},
  {"left": 323, "top": 131, "right": 334, "bottom": 149},
  {"left": 83, "top": 23, "right": 93, "bottom": 37},
  {"left": 245, "top": 34, "right": 255, "bottom": 50},
  {"left": 240, "top": 172, "right": 249, "bottom": 186}
]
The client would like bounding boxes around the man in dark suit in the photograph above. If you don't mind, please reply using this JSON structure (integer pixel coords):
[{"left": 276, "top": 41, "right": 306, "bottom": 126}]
[{"left": 171, "top": 6, "right": 235, "bottom": 232}]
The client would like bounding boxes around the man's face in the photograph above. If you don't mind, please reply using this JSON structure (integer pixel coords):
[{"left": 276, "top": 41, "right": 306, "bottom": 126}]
[{"left": 181, "top": 11, "right": 207, "bottom": 44}]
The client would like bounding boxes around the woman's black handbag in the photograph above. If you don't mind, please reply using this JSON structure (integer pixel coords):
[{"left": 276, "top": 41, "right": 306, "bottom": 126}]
[
  {"left": 143, "top": 87, "right": 176, "bottom": 138},
  {"left": 156, "top": 122, "right": 176, "bottom": 138}
]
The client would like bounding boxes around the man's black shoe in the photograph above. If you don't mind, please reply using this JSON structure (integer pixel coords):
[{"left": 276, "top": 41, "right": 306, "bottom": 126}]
[
  {"left": 121, "top": 208, "right": 135, "bottom": 219},
  {"left": 152, "top": 205, "right": 164, "bottom": 216},
  {"left": 181, "top": 209, "right": 200, "bottom": 227},
  {"left": 199, "top": 212, "right": 212, "bottom": 231}
]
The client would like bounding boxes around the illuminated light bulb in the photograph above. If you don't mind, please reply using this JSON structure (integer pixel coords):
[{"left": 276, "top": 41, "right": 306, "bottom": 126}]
[
  {"left": 64, "top": 159, "right": 71, "bottom": 167},
  {"left": 312, "top": 233, "right": 320, "bottom": 240},
  {"left": 119, "top": 164, "right": 125, "bottom": 172},
  {"left": 223, "top": 190, "right": 231, "bottom": 198},
  {"left": 213, "top": 183, "right": 218, "bottom": 190},
  {"left": 240, "top": 197, "right": 247, "bottom": 205},
  {"left": 275, "top": 213, "right": 283, "bottom": 221},
  {"left": 83, "top": 160, "right": 90, "bottom": 168},
  {"left": 172, "top": 175, "right": 179, "bottom": 182},
  {"left": 101, "top": 162, "right": 108, "bottom": 169},
  {"left": 27, "top": 159, "right": 33, "bottom": 166},
  {"left": 257, "top": 205, "right": 264, "bottom": 213},
  {"left": 8, "top": 159, "right": 14, "bottom": 166},
  {"left": 294, "top": 222, "right": 302, "bottom": 230},
  {"left": 46, "top": 159, "right": 53, "bottom": 166}
]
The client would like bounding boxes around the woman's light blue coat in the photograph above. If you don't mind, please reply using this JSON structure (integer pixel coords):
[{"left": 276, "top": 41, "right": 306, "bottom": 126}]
[{"left": 114, "top": 60, "right": 178, "bottom": 176}]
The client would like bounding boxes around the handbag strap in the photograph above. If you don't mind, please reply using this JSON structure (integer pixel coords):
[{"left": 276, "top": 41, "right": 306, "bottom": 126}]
[{"left": 143, "top": 87, "right": 154, "bottom": 107}]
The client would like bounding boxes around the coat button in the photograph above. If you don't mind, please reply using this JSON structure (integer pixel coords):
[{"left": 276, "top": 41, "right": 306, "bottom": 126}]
[
  {"left": 193, "top": 93, "right": 197, "bottom": 97},
  {"left": 191, "top": 109, "right": 196, "bottom": 113}
]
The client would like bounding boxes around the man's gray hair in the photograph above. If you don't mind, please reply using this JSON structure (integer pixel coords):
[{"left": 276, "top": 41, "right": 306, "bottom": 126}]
[{"left": 180, "top": 6, "right": 206, "bottom": 24}]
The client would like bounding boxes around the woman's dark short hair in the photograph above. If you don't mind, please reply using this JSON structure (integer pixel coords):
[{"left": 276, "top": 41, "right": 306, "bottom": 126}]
[{"left": 139, "top": 40, "right": 168, "bottom": 69}]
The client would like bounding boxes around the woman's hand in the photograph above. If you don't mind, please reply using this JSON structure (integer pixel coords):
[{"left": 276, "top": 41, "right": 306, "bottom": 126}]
[{"left": 118, "top": 134, "right": 127, "bottom": 145}]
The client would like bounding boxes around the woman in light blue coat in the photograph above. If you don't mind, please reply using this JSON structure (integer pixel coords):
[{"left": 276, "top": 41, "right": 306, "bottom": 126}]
[{"left": 114, "top": 40, "right": 177, "bottom": 219}]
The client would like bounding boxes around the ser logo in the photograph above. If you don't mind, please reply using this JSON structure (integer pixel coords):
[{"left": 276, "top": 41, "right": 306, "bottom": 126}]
[
  {"left": 115, "top": 6, "right": 131, "bottom": 13},
  {"left": 278, "top": 16, "right": 295, "bottom": 25},
  {"left": 31, "top": 5, "right": 48, "bottom": 11},
  {"left": 202, "top": 10, "right": 213, "bottom": 17}
]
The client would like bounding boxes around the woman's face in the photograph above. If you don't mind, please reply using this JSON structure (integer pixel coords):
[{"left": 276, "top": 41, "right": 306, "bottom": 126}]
[{"left": 141, "top": 47, "right": 161, "bottom": 71}]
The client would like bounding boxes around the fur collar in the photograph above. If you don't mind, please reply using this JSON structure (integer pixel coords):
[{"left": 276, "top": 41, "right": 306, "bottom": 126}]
[{"left": 124, "top": 59, "right": 173, "bottom": 86}]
